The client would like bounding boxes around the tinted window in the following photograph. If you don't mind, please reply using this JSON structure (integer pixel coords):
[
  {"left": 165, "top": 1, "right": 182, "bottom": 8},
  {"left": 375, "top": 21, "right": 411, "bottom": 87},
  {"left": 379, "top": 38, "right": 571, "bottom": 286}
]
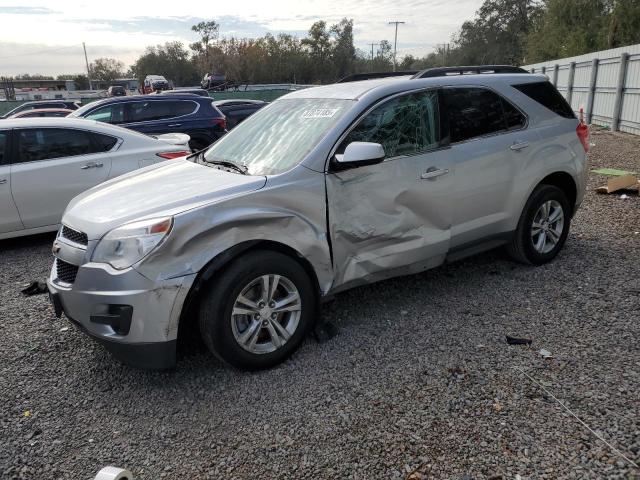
[
  {"left": 86, "top": 104, "right": 126, "bottom": 124},
  {"left": 92, "top": 133, "right": 118, "bottom": 151},
  {"left": 129, "top": 100, "right": 196, "bottom": 122},
  {"left": 17, "top": 129, "right": 94, "bottom": 162},
  {"left": 513, "top": 81, "right": 575, "bottom": 119},
  {"left": 0, "top": 131, "right": 7, "bottom": 165},
  {"left": 442, "top": 88, "right": 525, "bottom": 143},
  {"left": 503, "top": 100, "right": 526, "bottom": 130},
  {"left": 339, "top": 90, "right": 440, "bottom": 157}
]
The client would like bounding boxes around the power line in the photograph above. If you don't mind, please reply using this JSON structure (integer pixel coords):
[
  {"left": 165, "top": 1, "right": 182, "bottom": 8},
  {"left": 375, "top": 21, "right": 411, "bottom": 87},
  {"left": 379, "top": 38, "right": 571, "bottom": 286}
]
[{"left": 0, "top": 44, "right": 81, "bottom": 60}]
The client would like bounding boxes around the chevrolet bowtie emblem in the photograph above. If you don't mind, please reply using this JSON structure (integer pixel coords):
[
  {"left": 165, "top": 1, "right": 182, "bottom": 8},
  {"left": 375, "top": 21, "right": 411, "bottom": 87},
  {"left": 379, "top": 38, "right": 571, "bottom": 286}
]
[{"left": 52, "top": 242, "right": 61, "bottom": 254}]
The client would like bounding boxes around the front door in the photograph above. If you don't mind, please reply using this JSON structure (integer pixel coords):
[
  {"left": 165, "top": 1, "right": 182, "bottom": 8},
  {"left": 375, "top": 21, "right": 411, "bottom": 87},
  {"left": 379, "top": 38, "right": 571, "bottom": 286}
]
[
  {"left": 326, "top": 89, "right": 454, "bottom": 289},
  {"left": 10, "top": 127, "right": 111, "bottom": 228},
  {"left": 0, "top": 130, "right": 23, "bottom": 234}
]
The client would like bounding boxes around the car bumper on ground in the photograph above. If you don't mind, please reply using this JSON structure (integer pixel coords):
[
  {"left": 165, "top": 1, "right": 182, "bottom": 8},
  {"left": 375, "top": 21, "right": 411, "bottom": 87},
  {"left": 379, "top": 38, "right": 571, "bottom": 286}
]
[{"left": 48, "top": 260, "right": 196, "bottom": 370}]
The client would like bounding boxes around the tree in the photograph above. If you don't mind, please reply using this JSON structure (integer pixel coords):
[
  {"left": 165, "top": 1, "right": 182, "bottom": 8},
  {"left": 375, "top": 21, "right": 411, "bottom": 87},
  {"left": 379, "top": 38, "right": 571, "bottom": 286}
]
[
  {"left": 90, "top": 58, "right": 125, "bottom": 83},
  {"left": 607, "top": 0, "right": 640, "bottom": 48},
  {"left": 331, "top": 19, "right": 357, "bottom": 78},
  {"left": 130, "top": 42, "right": 199, "bottom": 86},
  {"left": 14, "top": 73, "right": 53, "bottom": 80},
  {"left": 57, "top": 74, "right": 89, "bottom": 89},
  {"left": 191, "top": 20, "right": 220, "bottom": 74}
]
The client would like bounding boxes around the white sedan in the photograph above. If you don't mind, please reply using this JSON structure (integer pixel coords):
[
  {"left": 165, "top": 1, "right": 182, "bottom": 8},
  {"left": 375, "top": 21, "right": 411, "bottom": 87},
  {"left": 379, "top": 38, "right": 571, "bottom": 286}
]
[{"left": 0, "top": 118, "right": 190, "bottom": 240}]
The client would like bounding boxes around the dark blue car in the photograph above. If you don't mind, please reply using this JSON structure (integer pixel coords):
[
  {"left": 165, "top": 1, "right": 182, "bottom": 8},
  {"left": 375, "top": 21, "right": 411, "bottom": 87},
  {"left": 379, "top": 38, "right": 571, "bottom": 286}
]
[{"left": 70, "top": 94, "right": 227, "bottom": 151}]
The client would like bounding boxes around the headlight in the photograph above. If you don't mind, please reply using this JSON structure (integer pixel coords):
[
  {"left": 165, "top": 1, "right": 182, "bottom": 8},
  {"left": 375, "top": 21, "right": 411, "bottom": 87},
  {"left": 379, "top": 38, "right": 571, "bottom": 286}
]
[{"left": 92, "top": 217, "right": 173, "bottom": 270}]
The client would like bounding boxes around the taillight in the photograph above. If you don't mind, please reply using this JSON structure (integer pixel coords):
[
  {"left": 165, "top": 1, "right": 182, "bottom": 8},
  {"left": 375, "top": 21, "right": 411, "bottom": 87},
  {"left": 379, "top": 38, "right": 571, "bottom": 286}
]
[
  {"left": 213, "top": 117, "right": 226, "bottom": 130},
  {"left": 156, "top": 151, "right": 190, "bottom": 159},
  {"left": 576, "top": 124, "right": 589, "bottom": 153}
]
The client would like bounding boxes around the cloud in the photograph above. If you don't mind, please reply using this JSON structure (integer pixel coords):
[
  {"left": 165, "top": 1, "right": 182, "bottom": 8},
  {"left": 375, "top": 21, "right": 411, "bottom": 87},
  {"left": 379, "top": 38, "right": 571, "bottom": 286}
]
[
  {"left": 0, "top": 0, "right": 482, "bottom": 76},
  {"left": 0, "top": 6, "right": 58, "bottom": 15}
]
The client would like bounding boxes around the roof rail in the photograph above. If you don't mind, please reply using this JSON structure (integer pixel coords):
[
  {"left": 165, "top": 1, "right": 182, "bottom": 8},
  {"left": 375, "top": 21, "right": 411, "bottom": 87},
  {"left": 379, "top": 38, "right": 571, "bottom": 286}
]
[
  {"left": 337, "top": 71, "right": 418, "bottom": 83},
  {"left": 412, "top": 65, "right": 528, "bottom": 79}
]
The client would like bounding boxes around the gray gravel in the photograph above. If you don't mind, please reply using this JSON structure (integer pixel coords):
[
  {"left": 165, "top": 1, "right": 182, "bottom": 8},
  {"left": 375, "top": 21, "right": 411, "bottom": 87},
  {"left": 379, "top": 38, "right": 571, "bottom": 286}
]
[{"left": 1, "top": 130, "right": 639, "bottom": 480}]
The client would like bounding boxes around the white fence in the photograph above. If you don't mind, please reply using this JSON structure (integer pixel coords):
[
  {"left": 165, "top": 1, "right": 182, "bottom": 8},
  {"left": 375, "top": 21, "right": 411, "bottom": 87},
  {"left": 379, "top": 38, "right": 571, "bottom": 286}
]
[{"left": 523, "top": 44, "right": 640, "bottom": 134}]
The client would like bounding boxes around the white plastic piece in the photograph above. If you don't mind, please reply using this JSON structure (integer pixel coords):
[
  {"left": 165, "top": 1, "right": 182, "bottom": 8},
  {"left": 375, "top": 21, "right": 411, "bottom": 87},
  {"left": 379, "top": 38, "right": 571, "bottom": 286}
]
[{"left": 94, "top": 466, "right": 134, "bottom": 480}]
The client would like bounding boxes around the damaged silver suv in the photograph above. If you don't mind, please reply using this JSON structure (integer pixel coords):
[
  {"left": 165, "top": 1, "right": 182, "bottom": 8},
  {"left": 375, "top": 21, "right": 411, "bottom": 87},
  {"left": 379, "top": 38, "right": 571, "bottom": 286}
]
[{"left": 48, "top": 66, "right": 588, "bottom": 370}]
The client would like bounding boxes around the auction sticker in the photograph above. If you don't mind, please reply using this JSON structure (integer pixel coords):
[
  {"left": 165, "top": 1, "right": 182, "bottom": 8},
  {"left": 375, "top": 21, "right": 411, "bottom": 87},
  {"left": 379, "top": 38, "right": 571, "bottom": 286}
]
[{"left": 301, "top": 108, "right": 340, "bottom": 119}]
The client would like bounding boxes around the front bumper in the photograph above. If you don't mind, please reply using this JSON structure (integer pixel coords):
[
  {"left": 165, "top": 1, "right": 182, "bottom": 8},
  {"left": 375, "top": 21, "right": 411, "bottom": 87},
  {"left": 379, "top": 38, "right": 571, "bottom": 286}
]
[{"left": 48, "top": 259, "right": 195, "bottom": 370}]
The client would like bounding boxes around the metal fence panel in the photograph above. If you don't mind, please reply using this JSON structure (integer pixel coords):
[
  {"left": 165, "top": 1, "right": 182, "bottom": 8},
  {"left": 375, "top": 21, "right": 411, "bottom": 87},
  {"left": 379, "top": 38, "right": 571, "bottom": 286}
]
[{"left": 524, "top": 43, "right": 640, "bottom": 134}]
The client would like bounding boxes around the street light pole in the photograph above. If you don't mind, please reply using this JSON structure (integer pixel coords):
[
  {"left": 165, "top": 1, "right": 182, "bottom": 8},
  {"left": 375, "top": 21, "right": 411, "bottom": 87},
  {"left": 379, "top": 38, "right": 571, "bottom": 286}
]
[
  {"left": 83, "top": 42, "right": 92, "bottom": 90},
  {"left": 388, "top": 21, "right": 405, "bottom": 71}
]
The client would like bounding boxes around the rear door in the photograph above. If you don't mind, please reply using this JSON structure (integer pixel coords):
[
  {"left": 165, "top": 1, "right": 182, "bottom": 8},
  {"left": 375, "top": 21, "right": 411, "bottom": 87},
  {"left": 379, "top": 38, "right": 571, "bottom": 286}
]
[
  {"left": 0, "top": 130, "right": 23, "bottom": 234},
  {"left": 441, "top": 86, "right": 537, "bottom": 248},
  {"left": 10, "top": 128, "right": 111, "bottom": 228},
  {"left": 125, "top": 99, "right": 199, "bottom": 135}
]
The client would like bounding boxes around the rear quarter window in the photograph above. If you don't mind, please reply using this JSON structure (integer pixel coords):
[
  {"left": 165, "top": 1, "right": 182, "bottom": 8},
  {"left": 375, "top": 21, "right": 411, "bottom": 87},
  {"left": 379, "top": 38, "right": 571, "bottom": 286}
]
[{"left": 513, "top": 82, "right": 575, "bottom": 119}]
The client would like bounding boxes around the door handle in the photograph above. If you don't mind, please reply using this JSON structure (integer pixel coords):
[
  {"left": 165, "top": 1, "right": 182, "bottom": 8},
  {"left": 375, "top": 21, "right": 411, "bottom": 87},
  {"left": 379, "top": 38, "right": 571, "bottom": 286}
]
[
  {"left": 81, "top": 162, "right": 104, "bottom": 170},
  {"left": 167, "top": 123, "right": 182, "bottom": 127},
  {"left": 421, "top": 168, "right": 449, "bottom": 180},
  {"left": 0, "top": 179, "right": 6, "bottom": 185},
  {"left": 510, "top": 142, "right": 530, "bottom": 151}
]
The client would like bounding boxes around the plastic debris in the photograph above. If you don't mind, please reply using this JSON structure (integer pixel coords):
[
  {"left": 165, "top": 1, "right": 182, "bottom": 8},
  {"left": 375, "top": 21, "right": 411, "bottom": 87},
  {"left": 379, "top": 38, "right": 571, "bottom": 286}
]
[
  {"left": 620, "top": 194, "right": 629, "bottom": 199},
  {"left": 59, "top": 327, "right": 69, "bottom": 332},
  {"left": 506, "top": 335, "right": 532, "bottom": 346},
  {"left": 21, "top": 281, "right": 48, "bottom": 296},
  {"left": 94, "top": 467, "right": 134, "bottom": 480},
  {"left": 539, "top": 348, "right": 553, "bottom": 359},
  {"left": 23, "top": 410, "right": 31, "bottom": 417}
]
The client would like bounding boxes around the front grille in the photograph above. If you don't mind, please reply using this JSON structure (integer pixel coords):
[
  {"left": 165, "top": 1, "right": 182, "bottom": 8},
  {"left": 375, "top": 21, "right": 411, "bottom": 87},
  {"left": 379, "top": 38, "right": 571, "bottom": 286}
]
[
  {"left": 61, "top": 225, "right": 88, "bottom": 246},
  {"left": 56, "top": 259, "right": 79, "bottom": 284}
]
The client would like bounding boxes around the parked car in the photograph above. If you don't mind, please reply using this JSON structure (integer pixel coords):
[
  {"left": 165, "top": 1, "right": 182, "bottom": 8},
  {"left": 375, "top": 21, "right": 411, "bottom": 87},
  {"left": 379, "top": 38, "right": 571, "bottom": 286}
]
[
  {"left": 69, "top": 95, "right": 227, "bottom": 151},
  {"left": 162, "top": 88, "right": 210, "bottom": 97},
  {"left": 213, "top": 99, "right": 267, "bottom": 129},
  {"left": 201, "top": 73, "right": 226, "bottom": 90},
  {"left": 107, "top": 86, "right": 127, "bottom": 97},
  {"left": 48, "top": 67, "right": 588, "bottom": 371},
  {"left": 143, "top": 75, "right": 171, "bottom": 94},
  {"left": 0, "top": 118, "right": 190, "bottom": 240},
  {"left": 9, "top": 108, "right": 73, "bottom": 118},
  {"left": 1, "top": 100, "right": 80, "bottom": 119}
]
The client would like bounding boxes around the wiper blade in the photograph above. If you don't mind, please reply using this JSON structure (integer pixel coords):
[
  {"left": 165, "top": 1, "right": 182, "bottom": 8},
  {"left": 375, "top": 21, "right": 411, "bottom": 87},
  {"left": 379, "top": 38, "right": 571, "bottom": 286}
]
[{"left": 189, "top": 150, "right": 248, "bottom": 175}]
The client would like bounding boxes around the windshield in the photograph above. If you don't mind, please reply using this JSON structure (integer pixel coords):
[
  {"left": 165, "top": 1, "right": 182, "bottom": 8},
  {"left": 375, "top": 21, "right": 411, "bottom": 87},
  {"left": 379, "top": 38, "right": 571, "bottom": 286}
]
[
  {"left": 203, "top": 98, "right": 353, "bottom": 175},
  {"left": 68, "top": 102, "right": 96, "bottom": 117}
]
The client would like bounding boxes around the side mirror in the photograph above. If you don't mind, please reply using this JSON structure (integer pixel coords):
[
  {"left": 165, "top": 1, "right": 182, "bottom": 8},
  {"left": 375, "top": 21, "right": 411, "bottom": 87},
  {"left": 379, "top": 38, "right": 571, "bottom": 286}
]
[{"left": 333, "top": 142, "right": 385, "bottom": 170}]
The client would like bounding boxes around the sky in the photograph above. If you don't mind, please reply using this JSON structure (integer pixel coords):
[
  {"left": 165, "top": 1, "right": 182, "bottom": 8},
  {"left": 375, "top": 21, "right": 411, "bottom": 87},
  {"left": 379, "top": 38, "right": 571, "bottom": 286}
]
[{"left": 0, "top": 0, "right": 482, "bottom": 77}]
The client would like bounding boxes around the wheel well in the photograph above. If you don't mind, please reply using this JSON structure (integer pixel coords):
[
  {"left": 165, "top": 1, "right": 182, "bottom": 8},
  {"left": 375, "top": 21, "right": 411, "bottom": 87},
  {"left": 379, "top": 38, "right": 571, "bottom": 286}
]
[
  {"left": 539, "top": 172, "right": 577, "bottom": 212},
  {"left": 176, "top": 240, "right": 322, "bottom": 350}
]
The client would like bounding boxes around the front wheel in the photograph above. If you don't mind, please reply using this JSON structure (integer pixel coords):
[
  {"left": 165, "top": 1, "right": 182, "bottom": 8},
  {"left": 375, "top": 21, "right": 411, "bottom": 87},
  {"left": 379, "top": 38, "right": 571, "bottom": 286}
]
[
  {"left": 198, "top": 250, "right": 316, "bottom": 370},
  {"left": 507, "top": 184, "right": 571, "bottom": 265}
]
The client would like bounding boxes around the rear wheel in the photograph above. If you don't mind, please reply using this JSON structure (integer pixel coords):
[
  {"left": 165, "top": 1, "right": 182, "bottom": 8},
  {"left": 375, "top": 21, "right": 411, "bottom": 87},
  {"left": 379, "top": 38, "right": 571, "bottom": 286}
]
[
  {"left": 507, "top": 184, "right": 571, "bottom": 265},
  {"left": 198, "top": 251, "right": 316, "bottom": 370},
  {"left": 188, "top": 136, "right": 211, "bottom": 152}
]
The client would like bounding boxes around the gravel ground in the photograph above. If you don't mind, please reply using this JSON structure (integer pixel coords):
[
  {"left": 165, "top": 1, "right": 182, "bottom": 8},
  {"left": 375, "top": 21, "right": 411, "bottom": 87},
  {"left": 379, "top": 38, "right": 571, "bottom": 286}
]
[{"left": 1, "top": 130, "right": 639, "bottom": 480}]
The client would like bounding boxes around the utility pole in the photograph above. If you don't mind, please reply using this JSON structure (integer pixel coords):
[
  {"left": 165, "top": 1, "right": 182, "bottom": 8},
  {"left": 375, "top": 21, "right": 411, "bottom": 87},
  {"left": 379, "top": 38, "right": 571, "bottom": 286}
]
[
  {"left": 388, "top": 21, "right": 405, "bottom": 71},
  {"left": 83, "top": 42, "right": 92, "bottom": 90},
  {"left": 368, "top": 43, "right": 377, "bottom": 72}
]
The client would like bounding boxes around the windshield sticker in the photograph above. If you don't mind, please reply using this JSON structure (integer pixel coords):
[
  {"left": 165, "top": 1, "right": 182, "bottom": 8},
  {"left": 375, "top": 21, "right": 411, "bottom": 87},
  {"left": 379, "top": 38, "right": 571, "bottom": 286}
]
[{"left": 301, "top": 108, "right": 340, "bottom": 119}]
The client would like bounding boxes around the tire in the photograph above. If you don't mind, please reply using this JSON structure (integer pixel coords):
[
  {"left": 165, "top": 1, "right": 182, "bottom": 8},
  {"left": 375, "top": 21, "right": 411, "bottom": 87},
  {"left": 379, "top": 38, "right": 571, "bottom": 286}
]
[
  {"left": 507, "top": 184, "right": 572, "bottom": 265},
  {"left": 198, "top": 250, "right": 316, "bottom": 370}
]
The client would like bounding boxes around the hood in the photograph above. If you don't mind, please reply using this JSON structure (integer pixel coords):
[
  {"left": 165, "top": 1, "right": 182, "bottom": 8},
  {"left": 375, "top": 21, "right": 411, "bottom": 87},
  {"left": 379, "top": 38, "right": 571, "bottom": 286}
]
[{"left": 63, "top": 160, "right": 267, "bottom": 239}]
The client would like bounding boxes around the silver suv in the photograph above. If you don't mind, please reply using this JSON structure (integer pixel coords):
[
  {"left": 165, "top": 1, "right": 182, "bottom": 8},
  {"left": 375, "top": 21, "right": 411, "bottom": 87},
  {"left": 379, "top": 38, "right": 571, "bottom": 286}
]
[{"left": 48, "top": 67, "right": 588, "bottom": 370}]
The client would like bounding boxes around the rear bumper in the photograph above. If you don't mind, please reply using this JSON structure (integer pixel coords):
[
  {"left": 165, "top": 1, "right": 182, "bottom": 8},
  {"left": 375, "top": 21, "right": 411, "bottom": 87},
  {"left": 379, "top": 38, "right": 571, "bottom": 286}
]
[{"left": 48, "top": 261, "right": 196, "bottom": 370}]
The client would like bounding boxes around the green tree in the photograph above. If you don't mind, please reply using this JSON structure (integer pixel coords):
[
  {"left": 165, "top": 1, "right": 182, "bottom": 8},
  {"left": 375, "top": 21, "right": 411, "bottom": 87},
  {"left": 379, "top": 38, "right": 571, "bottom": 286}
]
[
  {"left": 607, "top": 0, "right": 640, "bottom": 48},
  {"left": 57, "top": 74, "right": 89, "bottom": 89},
  {"left": 525, "top": 0, "right": 611, "bottom": 62},
  {"left": 190, "top": 20, "right": 220, "bottom": 74},
  {"left": 89, "top": 58, "right": 125, "bottom": 83},
  {"left": 130, "top": 42, "right": 199, "bottom": 86}
]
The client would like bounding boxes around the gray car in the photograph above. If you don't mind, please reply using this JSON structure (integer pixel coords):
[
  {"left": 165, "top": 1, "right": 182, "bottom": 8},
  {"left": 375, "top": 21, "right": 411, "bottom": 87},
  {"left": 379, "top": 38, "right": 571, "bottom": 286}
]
[{"left": 48, "top": 68, "right": 588, "bottom": 370}]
